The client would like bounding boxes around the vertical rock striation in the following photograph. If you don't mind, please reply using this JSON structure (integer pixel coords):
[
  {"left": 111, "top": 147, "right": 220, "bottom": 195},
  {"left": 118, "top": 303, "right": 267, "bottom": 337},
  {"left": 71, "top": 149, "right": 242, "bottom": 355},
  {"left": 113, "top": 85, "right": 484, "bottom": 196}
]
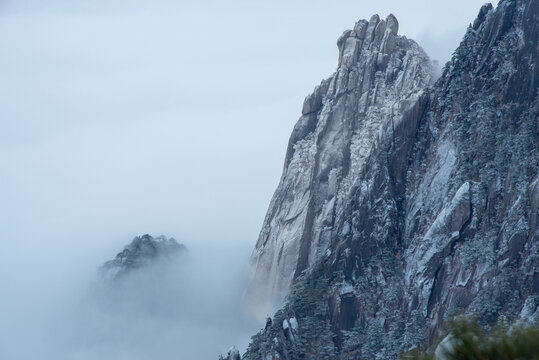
[
  {"left": 246, "top": 14, "right": 435, "bottom": 316},
  {"left": 244, "top": 0, "right": 538, "bottom": 358}
]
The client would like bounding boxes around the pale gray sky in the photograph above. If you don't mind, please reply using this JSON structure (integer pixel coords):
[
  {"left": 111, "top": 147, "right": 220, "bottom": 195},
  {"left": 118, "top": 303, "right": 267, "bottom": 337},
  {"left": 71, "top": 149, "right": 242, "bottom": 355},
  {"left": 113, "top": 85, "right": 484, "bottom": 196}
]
[{"left": 0, "top": 0, "right": 494, "bottom": 358}]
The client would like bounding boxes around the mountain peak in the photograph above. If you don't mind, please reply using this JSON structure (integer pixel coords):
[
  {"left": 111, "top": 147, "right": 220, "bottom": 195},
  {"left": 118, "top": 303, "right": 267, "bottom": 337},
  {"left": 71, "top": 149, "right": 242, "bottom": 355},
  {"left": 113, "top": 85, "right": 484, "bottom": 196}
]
[
  {"left": 337, "top": 13, "right": 404, "bottom": 69},
  {"left": 100, "top": 234, "right": 186, "bottom": 280},
  {"left": 246, "top": 13, "right": 434, "bottom": 319}
]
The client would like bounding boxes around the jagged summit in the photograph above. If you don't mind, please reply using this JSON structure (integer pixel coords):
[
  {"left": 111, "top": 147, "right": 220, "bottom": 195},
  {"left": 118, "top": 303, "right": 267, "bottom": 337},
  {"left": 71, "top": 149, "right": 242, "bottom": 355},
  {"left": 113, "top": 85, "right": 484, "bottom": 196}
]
[
  {"left": 337, "top": 14, "right": 400, "bottom": 69},
  {"left": 100, "top": 234, "right": 186, "bottom": 280},
  {"left": 246, "top": 13, "right": 435, "bottom": 318}
]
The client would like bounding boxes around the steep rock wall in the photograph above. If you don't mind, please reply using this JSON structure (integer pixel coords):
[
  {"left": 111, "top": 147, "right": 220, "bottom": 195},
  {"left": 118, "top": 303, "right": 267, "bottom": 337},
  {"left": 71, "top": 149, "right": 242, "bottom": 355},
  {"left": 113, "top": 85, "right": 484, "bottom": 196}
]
[
  {"left": 246, "top": 14, "right": 434, "bottom": 316},
  {"left": 244, "top": 0, "right": 538, "bottom": 358}
]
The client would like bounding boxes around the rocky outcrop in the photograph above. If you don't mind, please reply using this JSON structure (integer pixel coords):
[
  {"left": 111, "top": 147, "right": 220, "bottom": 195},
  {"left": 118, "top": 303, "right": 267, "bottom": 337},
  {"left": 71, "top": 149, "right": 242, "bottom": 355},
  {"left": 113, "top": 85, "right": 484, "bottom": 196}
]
[
  {"left": 100, "top": 234, "right": 186, "bottom": 280},
  {"left": 244, "top": 0, "right": 538, "bottom": 358},
  {"left": 245, "top": 13, "right": 435, "bottom": 316},
  {"left": 219, "top": 346, "right": 241, "bottom": 360}
]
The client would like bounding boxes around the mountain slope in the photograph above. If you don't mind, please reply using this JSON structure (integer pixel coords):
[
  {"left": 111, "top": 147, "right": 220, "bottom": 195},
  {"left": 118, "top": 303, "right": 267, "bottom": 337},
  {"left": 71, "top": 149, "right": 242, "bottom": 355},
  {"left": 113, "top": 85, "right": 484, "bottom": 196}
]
[
  {"left": 246, "top": 13, "right": 435, "bottom": 316},
  {"left": 243, "top": 0, "right": 538, "bottom": 358}
]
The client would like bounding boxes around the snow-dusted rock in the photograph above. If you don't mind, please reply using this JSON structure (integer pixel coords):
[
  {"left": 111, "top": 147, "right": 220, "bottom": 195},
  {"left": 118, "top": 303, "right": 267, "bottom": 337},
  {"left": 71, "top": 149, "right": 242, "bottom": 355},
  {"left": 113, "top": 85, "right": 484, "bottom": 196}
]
[
  {"left": 386, "top": 13, "right": 399, "bottom": 35},
  {"left": 244, "top": 0, "right": 539, "bottom": 358},
  {"left": 282, "top": 317, "right": 298, "bottom": 342},
  {"left": 227, "top": 346, "right": 241, "bottom": 360},
  {"left": 245, "top": 13, "right": 434, "bottom": 317}
]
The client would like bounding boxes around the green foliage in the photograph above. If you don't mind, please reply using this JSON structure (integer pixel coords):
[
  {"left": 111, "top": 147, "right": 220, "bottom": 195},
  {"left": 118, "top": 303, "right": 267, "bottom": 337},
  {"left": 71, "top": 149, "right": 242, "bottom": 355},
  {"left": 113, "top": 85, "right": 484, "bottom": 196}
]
[{"left": 402, "top": 318, "right": 539, "bottom": 360}]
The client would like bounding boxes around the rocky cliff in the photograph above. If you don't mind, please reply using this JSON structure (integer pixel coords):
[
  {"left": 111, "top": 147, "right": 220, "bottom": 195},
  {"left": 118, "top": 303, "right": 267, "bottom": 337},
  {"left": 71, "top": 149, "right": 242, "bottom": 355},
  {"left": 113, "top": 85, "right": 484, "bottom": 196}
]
[
  {"left": 246, "top": 13, "right": 435, "bottom": 316},
  {"left": 244, "top": 0, "right": 538, "bottom": 358}
]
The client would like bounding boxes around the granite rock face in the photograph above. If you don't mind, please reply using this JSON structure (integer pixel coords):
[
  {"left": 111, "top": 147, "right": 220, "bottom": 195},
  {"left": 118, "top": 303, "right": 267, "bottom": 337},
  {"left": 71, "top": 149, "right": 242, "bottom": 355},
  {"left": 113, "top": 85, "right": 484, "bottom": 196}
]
[
  {"left": 246, "top": 13, "right": 435, "bottom": 316},
  {"left": 100, "top": 234, "right": 186, "bottom": 280},
  {"left": 244, "top": 0, "right": 538, "bottom": 358}
]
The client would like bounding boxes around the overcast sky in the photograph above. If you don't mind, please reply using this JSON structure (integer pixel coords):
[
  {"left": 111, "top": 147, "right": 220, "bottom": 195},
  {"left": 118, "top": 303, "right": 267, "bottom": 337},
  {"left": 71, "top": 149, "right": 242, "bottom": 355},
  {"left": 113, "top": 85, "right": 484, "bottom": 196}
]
[
  {"left": 0, "top": 0, "right": 492, "bottom": 248},
  {"left": 0, "top": 0, "right": 494, "bottom": 358}
]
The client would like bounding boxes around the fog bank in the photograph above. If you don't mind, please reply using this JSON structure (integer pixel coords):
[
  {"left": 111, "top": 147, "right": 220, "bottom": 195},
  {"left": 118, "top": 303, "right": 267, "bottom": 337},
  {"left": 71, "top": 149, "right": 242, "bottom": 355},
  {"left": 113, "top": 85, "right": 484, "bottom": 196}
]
[{"left": 0, "top": 235, "right": 257, "bottom": 359}]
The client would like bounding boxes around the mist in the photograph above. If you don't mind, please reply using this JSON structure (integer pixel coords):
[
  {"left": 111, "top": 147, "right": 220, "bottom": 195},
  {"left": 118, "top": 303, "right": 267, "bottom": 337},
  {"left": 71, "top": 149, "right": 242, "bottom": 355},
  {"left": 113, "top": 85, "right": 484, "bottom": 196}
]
[
  {"left": 1, "top": 0, "right": 492, "bottom": 359},
  {"left": 0, "top": 234, "right": 256, "bottom": 359}
]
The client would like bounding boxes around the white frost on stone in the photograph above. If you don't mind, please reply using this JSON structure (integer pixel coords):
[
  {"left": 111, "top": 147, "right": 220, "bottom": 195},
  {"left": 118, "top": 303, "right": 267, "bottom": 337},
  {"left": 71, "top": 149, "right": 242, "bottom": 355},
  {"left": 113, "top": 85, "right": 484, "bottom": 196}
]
[
  {"left": 405, "top": 181, "right": 471, "bottom": 316},
  {"left": 340, "top": 282, "right": 355, "bottom": 295},
  {"left": 282, "top": 319, "right": 289, "bottom": 331},
  {"left": 289, "top": 317, "right": 298, "bottom": 331},
  {"left": 245, "top": 13, "right": 434, "bottom": 318}
]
